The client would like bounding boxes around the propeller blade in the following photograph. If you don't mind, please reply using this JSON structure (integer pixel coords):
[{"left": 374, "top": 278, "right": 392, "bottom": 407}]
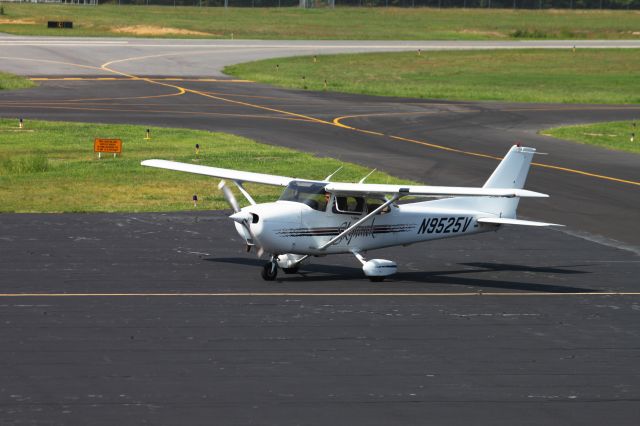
[
  {"left": 218, "top": 180, "right": 240, "bottom": 213},
  {"left": 242, "top": 220, "right": 265, "bottom": 258},
  {"left": 219, "top": 181, "right": 265, "bottom": 257}
]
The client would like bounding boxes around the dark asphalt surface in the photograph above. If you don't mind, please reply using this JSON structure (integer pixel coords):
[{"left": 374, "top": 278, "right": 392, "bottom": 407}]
[
  {"left": 1, "top": 212, "right": 639, "bottom": 425},
  {"left": 1, "top": 76, "right": 639, "bottom": 425}
]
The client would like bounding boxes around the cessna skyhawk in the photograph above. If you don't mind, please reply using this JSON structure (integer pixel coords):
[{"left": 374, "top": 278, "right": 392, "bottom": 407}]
[{"left": 142, "top": 145, "right": 561, "bottom": 281}]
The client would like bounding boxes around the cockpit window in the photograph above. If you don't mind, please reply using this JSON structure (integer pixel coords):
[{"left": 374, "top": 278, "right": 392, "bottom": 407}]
[
  {"left": 365, "top": 197, "right": 391, "bottom": 215},
  {"left": 333, "top": 195, "right": 365, "bottom": 215},
  {"left": 279, "top": 181, "right": 328, "bottom": 211}
]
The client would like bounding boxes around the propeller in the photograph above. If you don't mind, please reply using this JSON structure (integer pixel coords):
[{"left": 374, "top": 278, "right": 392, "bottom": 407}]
[
  {"left": 218, "top": 180, "right": 264, "bottom": 257},
  {"left": 218, "top": 179, "right": 240, "bottom": 213}
]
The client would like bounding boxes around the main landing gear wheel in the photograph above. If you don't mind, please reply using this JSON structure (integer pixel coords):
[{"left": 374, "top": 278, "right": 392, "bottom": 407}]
[
  {"left": 369, "top": 276, "right": 385, "bottom": 282},
  {"left": 282, "top": 267, "right": 299, "bottom": 274},
  {"left": 261, "top": 261, "right": 278, "bottom": 281}
]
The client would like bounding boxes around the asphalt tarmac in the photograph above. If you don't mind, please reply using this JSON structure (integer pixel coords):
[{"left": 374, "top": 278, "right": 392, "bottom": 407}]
[
  {"left": 1, "top": 212, "right": 639, "bottom": 425},
  {"left": 0, "top": 36, "right": 639, "bottom": 425}
]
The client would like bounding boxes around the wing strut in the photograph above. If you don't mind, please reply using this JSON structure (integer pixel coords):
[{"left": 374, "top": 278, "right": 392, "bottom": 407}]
[{"left": 316, "top": 191, "right": 406, "bottom": 251}]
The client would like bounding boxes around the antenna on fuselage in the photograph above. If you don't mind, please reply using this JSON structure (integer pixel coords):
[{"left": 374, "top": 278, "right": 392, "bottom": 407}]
[
  {"left": 358, "top": 169, "right": 377, "bottom": 184},
  {"left": 324, "top": 166, "right": 343, "bottom": 182}
]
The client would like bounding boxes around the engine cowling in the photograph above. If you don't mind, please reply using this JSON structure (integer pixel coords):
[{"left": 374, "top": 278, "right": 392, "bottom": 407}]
[{"left": 362, "top": 259, "right": 397, "bottom": 277}]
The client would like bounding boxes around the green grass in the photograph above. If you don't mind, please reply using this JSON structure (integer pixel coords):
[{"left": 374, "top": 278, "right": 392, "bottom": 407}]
[
  {"left": 0, "top": 119, "right": 414, "bottom": 213},
  {"left": 1, "top": 5, "right": 639, "bottom": 39},
  {"left": 541, "top": 121, "right": 640, "bottom": 154},
  {"left": 0, "top": 72, "right": 36, "bottom": 91},
  {"left": 225, "top": 49, "right": 640, "bottom": 104}
]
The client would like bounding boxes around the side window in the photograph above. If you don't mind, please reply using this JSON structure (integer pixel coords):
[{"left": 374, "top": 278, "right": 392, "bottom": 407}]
[
  {"left": 365, "top": 198, "right": 391, "bottom": 215},
  {"left": 333, "top": 196, "right": 365, "bottom": 215}
]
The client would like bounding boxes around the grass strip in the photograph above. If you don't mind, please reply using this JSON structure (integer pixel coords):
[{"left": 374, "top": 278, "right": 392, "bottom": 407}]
[
  {"left": 1, "top": 5, "right": 639, "bottom": 40},
  {"left": 0, "top": 72, "right": 36, "bottom": 91},
  {"left": 0, "top": 119, "right": 414, "bottom": 213},
  {"left": 225, "top": 49, "right": 640, "bottom": 104},
  {"left": 541, "top": 121, "right": 640, "bottom": 154}
]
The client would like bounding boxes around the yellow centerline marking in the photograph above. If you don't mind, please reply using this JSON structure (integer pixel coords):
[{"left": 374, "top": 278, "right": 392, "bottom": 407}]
[
  {"left": 530, "top": 162, "right": 640, "bottom": 186},
  {"left": 0, "top": 57, "right": 184, "bottom": 101},
  {"left": 98, "top": 50, "right": 347, "bottom": 126},
  {"left": 389, "top": 134, "right": 502, "bottom": 160},
  {"left": 0, "top": 292, "right": 638, "bottom": 298}
]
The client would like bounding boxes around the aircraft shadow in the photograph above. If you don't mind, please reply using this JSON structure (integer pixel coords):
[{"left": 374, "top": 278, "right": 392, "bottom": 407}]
[{"left": 206, "top": 257, "right": 595, "bottom": 293}]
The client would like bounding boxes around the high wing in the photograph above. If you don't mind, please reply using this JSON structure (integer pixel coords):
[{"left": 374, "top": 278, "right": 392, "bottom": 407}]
[
  {"left": 141, "top": 159, "right": 294, "bottom": 187},
  {"left": 324, "top": 182, "right": 548, "bottom": 198},
  {"left": 141, "top": 160, "right": 548, "bottom": 198},
  {"left": 477, "top": 217, "right": 564, "bottom": 227}
]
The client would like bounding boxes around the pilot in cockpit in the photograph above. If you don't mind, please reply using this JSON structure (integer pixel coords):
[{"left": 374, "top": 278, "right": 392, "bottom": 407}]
[{"left": 322, "top": 192, "right": 331, "bottom": 211}]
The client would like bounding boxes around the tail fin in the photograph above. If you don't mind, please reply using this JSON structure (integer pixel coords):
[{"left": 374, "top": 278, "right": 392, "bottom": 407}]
[
  {"left": 484, "top": 145, "right": 536, "bottom": 190},
  {"left": 482, "top": 145, "right": 536, "bottom": 218}
]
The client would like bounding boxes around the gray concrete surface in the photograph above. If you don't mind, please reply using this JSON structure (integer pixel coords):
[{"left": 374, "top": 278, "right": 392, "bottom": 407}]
[{"left": 2, "top": 35, "right": 640, "bottom": 76}]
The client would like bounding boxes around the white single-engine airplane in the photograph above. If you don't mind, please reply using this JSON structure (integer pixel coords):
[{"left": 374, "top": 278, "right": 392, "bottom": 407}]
[{"left": 142, "top": 145, "right": 561, "bottom": 281}]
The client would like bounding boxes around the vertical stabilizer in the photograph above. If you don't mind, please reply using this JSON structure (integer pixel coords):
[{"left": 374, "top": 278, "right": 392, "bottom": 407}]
[{"left": 482, "top": 145, "right": 536, "bottom": 218}]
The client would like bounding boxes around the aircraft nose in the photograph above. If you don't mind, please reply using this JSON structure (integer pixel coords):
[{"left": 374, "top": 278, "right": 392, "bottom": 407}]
[
  {"left": 244, "top": 203, "right": 301, "bottom": 252},
  {"left": 229, "top": 211, "right": 253, "bottom": 224}
]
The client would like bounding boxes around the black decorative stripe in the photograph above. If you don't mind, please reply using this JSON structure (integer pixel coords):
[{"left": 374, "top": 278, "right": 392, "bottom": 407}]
[{"left": 276, "top": 224, "right": 416, "bottom": 238}]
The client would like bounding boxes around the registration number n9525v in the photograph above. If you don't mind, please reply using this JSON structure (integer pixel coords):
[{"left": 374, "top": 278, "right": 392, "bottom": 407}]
[{"left": 417, "top": 217, "right": 474, "bottom": 234}]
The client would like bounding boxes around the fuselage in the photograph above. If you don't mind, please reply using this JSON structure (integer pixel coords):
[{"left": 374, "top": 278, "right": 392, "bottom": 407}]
[{"left": 238, "top": 198, "right": 499, "bottom": 256}]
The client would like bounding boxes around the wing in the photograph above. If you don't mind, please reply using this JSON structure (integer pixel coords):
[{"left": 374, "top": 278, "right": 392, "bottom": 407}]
[
  {"left": 477, "top": 217, "right": 564, "bottom": 227},
  {"left": 141, "top": 160, "right": 293, "bottom": 187},
  {"left": 323, "top": 183, "right": 548, "bottom": 198}
]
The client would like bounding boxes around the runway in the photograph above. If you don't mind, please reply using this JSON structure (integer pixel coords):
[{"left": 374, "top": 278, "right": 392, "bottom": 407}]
[{"left": 1, "top": 36, "right": 639, "bottom": 425}]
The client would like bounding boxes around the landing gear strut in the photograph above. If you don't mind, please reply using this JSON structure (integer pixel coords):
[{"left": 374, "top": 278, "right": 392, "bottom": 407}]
[
  {"left": 352, "top": 251, "right": 397, "bottom": 282},
  {"left": 261, "top": 257, "right": 278, "bottom": 281}
]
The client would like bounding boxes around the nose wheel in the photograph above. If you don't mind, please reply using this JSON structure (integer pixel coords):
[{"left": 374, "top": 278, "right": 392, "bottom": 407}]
[{"left": 261, "top": 257, "right": 278, "bottom": 281}]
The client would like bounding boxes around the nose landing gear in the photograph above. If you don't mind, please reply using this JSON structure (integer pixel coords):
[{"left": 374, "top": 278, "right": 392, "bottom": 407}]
[{"left": 261, "top": 256, "right": 278, "bottom": 281}]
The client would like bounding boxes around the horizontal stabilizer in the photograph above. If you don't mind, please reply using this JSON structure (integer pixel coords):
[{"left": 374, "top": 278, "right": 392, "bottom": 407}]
[{"left": 477, "top": 217, "right": 564, "bottom": 227}]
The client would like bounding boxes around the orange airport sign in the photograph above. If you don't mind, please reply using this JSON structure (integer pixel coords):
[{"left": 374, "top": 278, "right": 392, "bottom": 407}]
[{"left": 94, "top": 138, "right": 122, "bottom": 154}]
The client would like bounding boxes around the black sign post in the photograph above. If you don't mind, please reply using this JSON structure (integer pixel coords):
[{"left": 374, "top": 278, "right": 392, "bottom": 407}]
[{"left": 47, "top": 21, "right": 73, "bottom": 29}]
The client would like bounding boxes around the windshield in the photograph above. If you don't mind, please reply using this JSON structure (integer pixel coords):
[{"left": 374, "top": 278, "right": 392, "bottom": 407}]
[{"left": 279, "top": 181, "right": 327, "bottom": 211}]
